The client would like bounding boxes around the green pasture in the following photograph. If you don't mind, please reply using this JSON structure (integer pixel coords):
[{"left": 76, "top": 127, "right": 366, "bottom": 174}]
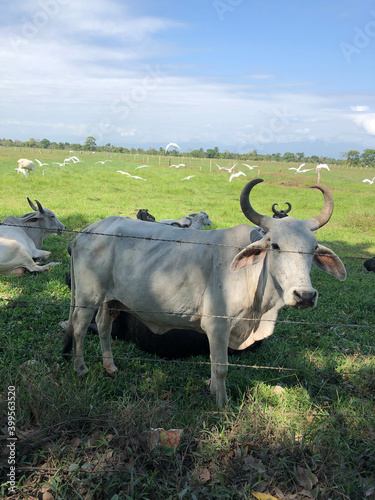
[{"left": 0, "top": 148, "right": 374, "bottom": 499}]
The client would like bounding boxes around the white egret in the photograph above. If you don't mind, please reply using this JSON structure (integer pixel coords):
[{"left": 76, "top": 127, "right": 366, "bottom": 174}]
[
  {"left": 34, "top": 159, "right": 49, "bottom": 167},
  {"left": 165, "top": 142, "right": 180, "bottom": 152},
  {"left": 229, "top": 171, "right": 246, "bottom": 182}
]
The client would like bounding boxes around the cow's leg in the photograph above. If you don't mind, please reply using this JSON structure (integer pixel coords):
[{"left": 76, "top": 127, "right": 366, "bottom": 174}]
[
  {"left": 205, "top": 323, "right": 230, "bottom": 406},
  {"left": 95, "top": 305, "right": 118, "bottom": 376},
  {"left": 71, "top": 307, "right": 94, "bottom": 376},
  {"left": 32, "top": 249, "right": 51, "bottom": 260}
]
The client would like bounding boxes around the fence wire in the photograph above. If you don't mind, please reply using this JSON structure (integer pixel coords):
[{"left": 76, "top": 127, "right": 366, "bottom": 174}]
[
  {"left": 0, "top": 218, "right": 374, "bottom": 379},
  {"left": 0, "top": 221, "right": 374, "bottom": 259}
]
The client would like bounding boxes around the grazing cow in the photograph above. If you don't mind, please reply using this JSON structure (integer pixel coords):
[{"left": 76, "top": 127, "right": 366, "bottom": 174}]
[
  {"left": 17, "top": 159, "right": 35, "bottom": 173},
  {"left": 364, "top": 257, "right": 375, "bottom": 273},
  {"left": 63, "top": 179, "right": 346, "bottom": 405},
  {"left": 159, "top": 211, "right": 212, "bottom": 229},
  {"left": 0, "top": 198, "right": 65, "bottom": 275}
]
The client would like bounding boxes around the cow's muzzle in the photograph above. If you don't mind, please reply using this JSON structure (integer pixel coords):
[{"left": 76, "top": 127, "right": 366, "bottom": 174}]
[{"left": 292, "top": 289, "right": 317, "bottom": 309}]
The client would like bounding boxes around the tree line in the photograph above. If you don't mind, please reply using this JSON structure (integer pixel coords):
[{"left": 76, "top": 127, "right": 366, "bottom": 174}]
[{"left": 1, "top": 136, "right": 374, "bottom": 166}]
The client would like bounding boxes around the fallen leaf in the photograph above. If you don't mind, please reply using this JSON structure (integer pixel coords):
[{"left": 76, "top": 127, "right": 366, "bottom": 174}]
[
  {"left": 295, "top": 466, "right": 318, "bottom": 490},
  {"left": 243, "top": 456, "right": 266, "bottom": 473},
  {"left": 195, "top": 467, "right": 210, "bottom": 483},
  {"left": 300, "top": 490, "right": 315, "bottom": 499},
  {"left": 252, "top": 492, "right": 281, "bottom": 500},
  {"left": 70, "top": 437, "right": 81, "bottom": 448}
]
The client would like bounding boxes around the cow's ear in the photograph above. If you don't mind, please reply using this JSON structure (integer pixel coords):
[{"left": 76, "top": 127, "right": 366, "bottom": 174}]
[
  {"left": 22, "top": 213, "right": 41, "bottom": 223},
  {"left": 313, "top": 244, "right": 346, "bottom": 281},
  {"left": 230, "top": 242, "right": 267, "bottom": 271}
]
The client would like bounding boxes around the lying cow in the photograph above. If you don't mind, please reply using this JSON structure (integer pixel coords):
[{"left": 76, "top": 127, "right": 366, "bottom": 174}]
[
  {"left": 0, "top": 198, "right": 65, "bottom": 275},
  {"left": 159, "top": 211, "right": 212, "bottom": 229},
  {"left": 136, "top": 209, "right": 156, "bottom": 222},
  {"left": 63, "top": 179, "right": 346, "bottom": 406}
]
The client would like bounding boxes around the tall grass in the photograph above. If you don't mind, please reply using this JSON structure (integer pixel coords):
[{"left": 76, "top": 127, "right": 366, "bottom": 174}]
[{"left": 0, "top": 149, "right": 374, "bottom": 499}]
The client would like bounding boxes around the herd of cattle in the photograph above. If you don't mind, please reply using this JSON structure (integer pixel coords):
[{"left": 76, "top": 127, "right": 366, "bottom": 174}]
[{"left": 0, "top": 179, "right": 373, "bottom": 405}]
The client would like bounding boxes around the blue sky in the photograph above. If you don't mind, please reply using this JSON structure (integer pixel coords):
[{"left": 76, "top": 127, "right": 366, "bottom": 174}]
[{"left": 1, "top": 0, "right": 375, "bottom": 157}]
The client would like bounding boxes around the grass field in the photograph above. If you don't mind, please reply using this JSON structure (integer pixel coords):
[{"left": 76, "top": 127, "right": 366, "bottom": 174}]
[{"left": 0, "top": 148, "right": 374, "bottom": 499}]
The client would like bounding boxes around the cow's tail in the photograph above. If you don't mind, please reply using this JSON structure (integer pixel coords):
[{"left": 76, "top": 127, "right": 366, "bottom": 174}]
[{"left": 62, "top": 247, "right": 75, "bottom": 356}]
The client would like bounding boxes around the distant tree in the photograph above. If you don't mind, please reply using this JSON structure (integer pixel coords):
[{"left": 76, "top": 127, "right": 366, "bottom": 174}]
[
  {"left": 189, "top": 148, "right": 205, "bottom": 158},
  {"left": 283, "top": 152, "right": 295, "bottom": 162},
  {"left": 84, "top": 136, "right": 97, "bottom": 150},
  {"left": 344, "top": 150, "right": 360, "bottom": 166},
  {"left": 40, "top": 138, "right": 50, "bottom": 149},
  {"left": 360, "top": 149, "right": 375, "bottom": 167},
  {"left": 206, "top": 146, "right": 220, "bottom": 158},
  {"left": 296, "top": 152, "right": 305, "bottom": 161},
  {"left": 310, "top": 155, "right": 320, "bottom": 163},
  {"left": 57, "top": 142, "right": 65, "bottom": 150},
  {"left": 26, "top": 138, "right": 37, "bottom": 148}
]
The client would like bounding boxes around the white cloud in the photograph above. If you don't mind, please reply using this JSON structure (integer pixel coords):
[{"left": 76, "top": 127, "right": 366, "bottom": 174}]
[
  {"left": 351, "top": 113, "right": 375, "bottom": 136},
  {"left": 350, "top": 106, "right": 370, "bottom": 112},
  {"left": 1, "top": 0, "right": 375, "bottom": 155}
]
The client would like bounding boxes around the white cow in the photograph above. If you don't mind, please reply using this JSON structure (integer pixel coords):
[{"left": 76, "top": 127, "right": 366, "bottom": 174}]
[
  {"left": 64, "top": 179, "right": 346, "bottom": 406},
  {"left": 0, "top": 198, "right": 65, "bottom": 275},
  {"left": 17, "top": 159, "right": 35, "bottom": 173},
  {"left": 159, "top": 211, "right": 212, "bottom": 229}
]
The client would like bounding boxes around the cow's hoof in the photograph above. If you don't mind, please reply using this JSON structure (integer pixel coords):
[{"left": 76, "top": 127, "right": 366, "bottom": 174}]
[
  {"left": 75, "top": 365, "right": 89, "bottom": 377},
  {"left": 104, "top": 365, "right": 118, "bottom": 377}
]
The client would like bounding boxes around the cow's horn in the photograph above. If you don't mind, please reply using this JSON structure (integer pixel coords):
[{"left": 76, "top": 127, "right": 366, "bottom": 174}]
[
  {"left": 306, "top": 184, "right": 334, "bottom": 230},
  {"left": 34, "top": 199, "right": 45, "bottom": 214},
  {"left": 240, "top": 179, "right": 273, "bottom": 229},
  {"left": 27, "top": 197, "right": 38, "bottom": 211},
  {"left": 272, "top": 202, "right": 291, "bottom": 216}
]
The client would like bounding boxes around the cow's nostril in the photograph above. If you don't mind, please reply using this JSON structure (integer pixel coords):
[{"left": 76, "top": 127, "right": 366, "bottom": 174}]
[{"left": 293, "top": 290, "right": 317, "bottom": 306}]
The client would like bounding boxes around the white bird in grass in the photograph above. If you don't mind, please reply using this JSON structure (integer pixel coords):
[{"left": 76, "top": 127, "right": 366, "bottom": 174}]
[
  {"left": 95, "top": 160, "right": 112, "bottom": 165},
  {"left": 316, "top": 163, "right": 330, "bottom": 171},
  {"left": 169, "top": 163, "right": 185, "bottom": 168},
  {"left": 117, "top": 171, "right": 146, "bottom": 180},
  {"left": 229, "top": 171, "right": 246, "bottom": 182},
  {"left": 242, "top": 163, "right": 257, "bottom": 170},
  {"left": 68, "top": 156, "right": 81, "bottom": 163},
  {"left": 15, "top": 167, "right": 28, "bottom": 179},
  {"left": 216, "top": 163, "right": 237, "bottom": 172},
  {"left": 363, "top": 177, "right": 375, "bottom": 185},
  {"left": 52, "top": 161, "right": 66, "bottom": 166},
  {"left": 181, "top": 175, "right": 196, "bottom": 181},
  {"left": 130, "top": 175, "right": 147, "bottom": 181},
  {"left": 288, "top": 163, "right": 312, "bottom": 173},
  {"left": 34, "top": 159, "right": 49, "bottom": 167},
  {"left": 135, "top": 165, "right": 150, "bottom": 170}
]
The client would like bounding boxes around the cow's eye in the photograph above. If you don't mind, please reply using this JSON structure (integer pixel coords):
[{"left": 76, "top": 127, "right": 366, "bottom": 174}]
[{"left": 271, "top": 243, "right": 280, "bottom": 250}]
